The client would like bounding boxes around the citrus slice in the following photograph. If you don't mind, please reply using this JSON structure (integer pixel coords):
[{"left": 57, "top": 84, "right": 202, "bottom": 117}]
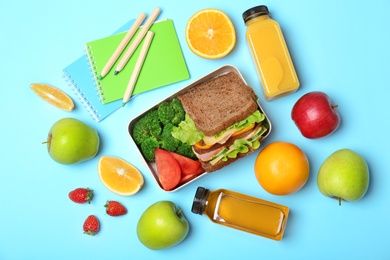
[
  {"left": 98, "top": 156, "right": 144, "bottom": 196},
  {"left": 186, "top": 8, "right": 236, "bottom": 59},
  {"left": 30, "top": 83, "right": 75, "bottom": 111}
]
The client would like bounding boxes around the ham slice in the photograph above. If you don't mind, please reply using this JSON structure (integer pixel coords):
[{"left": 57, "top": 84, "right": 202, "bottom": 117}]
[{"left": 193, "top": 146, "right": 226, "bottom": 162}]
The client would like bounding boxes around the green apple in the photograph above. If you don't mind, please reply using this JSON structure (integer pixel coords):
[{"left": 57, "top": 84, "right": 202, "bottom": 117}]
[
  {"left": 137, "top": 200, "right": 189, "bottom": 250},
  {"left": 317, "top": 149, "right": 369, "bottom": 205},
  {"left": 44, "top": 118, "right": 99, "bottom": 164}
]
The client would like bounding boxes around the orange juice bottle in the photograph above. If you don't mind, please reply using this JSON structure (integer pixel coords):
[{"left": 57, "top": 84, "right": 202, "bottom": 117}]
[
  {"left": 243, "top": 5, "right": 300, "bottom": 101},
  {"left": 191, "top": 187, "right": 289, "bottom": 240}
]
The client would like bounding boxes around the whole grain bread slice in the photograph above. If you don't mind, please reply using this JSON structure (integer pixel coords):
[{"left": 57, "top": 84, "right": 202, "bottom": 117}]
[{"left": 177, "top": 72, "right": 258, "bottom": 136}]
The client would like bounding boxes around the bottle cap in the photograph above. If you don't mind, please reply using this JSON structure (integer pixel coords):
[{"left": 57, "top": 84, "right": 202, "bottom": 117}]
[
  {"left": 191, "top": 186, "right": 208, "bottom": 215},
  {"left": 242, "top": 5, "right": 269, "bottom": 23}
]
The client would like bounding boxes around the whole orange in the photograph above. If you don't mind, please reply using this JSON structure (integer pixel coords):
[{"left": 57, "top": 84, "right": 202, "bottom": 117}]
[{"left": 254, "top": 141, "right": 309, "bottom": 195}]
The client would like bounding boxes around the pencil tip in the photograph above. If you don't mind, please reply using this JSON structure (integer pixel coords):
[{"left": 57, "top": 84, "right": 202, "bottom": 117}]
[
  {"left": 114, "top": 70, "right": 119, "bottom": 75},
  {"left": 122, "top": 102, "right": 127, "bottom": 107},
  {"left": 98, "top": 75, "right": 103, "bottom": 80}
]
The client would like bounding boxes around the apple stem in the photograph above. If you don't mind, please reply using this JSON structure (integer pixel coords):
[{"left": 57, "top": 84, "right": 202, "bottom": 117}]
[
  {"left": 338, "top": 197, "right": 342, "bottom": 206},
  {"left": 332, "top": 104, "right": 339, "bottom": 109},
  {"left": 42, "top": 141, "right": 48, "bottom": 144}
]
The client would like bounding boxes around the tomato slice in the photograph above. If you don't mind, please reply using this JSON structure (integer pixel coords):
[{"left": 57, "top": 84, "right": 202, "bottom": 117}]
[
  {"left": 231, "top": 123, "right": 255, "bottom": 137},
  {"left": 155, "top": 148, "right": 181, "bottom": 191},
  {"left": 194, "top": 140, "right": 214, "bottom": 149}
]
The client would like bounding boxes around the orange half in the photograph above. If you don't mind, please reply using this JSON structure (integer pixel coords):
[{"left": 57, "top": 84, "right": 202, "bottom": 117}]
[
  {"left": 30, "top": 83, "right": 74, "bottom": 111},
  {"left": 98, "top": 156, "right": 144, "bottom": 196},
  {"left": 186, "top": 8, "right": 236, "bottom": 59}
]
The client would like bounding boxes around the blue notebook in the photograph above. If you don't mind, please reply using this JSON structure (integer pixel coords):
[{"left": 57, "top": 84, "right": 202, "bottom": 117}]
[{"left": 62, "top": 19, "right": 135, "bottom": 122}]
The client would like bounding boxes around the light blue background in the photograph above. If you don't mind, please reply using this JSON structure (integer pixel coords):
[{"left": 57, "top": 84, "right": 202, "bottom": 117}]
[{"left": 1, "top": 0, "right": 389, "bottom": 259}]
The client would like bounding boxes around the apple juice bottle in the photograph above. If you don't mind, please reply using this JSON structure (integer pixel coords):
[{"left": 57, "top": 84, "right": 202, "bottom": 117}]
[
  {"left": 191, "top": 187, "right": 289, "bottom": 240},
  {"left": 243, "top": 5, "right": 300, "bottom": 101}
]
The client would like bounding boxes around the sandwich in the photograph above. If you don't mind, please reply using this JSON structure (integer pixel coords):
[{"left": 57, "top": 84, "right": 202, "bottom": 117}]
[{"left": 172, "top": 72, "right": 270, "bottom": 172}]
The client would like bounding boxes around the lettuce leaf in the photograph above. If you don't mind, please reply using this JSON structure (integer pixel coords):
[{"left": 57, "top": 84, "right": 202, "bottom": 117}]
[
  {"left": 171, "top": 114, "right": 204, "bottom": 145},
  {"left": 215, "top": 110, "right": 265, "bottom": 138},
  {"left": 171, "top": 110, "right": 266, "bottom": 147},
  {"left": 211, "top": 128, "right": 264, "bottom": 165}
]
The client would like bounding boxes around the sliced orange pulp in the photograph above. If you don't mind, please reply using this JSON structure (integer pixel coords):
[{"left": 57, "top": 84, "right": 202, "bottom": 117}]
[
  {"left": 185, "top": 8, "right": 236, "bottom": 59},
  {"left": 98, "top": 156, "right": 144, "bottom": 196},
  {"left": 30, "top": 83, "right": 74, "bottom": 111}
]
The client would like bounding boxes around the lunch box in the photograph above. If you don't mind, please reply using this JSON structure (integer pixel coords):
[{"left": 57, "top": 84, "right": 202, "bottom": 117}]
[{"left": 128, "top": 65, "right": 272, "bottom": 192}]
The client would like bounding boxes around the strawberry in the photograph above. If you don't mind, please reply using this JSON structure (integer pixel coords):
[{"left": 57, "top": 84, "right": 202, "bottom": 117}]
[
  {"left": 105, "top": 201, "right": 127, "bottom": 216},
  {"left": 69, "top": 188, "right": 93, "bottom": 204},
  {"left": 83, "top": 215, "right": 100, "bottom": 236}
]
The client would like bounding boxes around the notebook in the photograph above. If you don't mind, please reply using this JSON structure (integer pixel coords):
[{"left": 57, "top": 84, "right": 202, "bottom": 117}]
[
  {"left": 85, "top": 19, "right": 189, "bottom": 104},
  {"left": 62, "top": 19, "right": 135, "bottom": 122}
]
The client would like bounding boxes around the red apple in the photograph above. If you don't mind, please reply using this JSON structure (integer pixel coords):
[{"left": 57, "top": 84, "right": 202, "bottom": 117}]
[{"left": 291, "top": 91, "right": 340, "bottom": 139}]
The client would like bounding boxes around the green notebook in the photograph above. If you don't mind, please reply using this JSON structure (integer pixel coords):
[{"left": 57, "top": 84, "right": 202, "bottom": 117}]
[{"left": 85, "top": 19, "right": 189, "bottom": 104}]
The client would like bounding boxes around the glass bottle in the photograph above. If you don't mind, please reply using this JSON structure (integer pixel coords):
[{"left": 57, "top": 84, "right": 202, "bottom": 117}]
[
  {"left": 243, "top": 5, "right": 300, "bottom": 101},
  {"left": 191, "top": 187, "right": 289, "bottom": 241}
]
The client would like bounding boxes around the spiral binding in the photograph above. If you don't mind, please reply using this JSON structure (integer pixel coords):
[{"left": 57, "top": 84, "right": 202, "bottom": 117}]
[
  {"left": 62, "top": 70, "right": 101, "bottom": 121},
  {"left": 85, "top": 46, "right": 106, "bottom": 102}
]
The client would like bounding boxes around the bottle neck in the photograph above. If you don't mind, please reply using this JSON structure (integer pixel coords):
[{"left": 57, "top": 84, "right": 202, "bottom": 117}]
[
  {"left": 191, "top": 187, "right": 210, "bottom": 215},
  {"left": 245, "top": 14, "right": 270, "bottom": 26}
]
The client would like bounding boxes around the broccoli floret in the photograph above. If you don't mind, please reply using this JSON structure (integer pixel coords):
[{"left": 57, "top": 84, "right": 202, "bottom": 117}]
[
  {"left": 133, "top": 98, "right": 189, "bottom": 161},
  {"left": 157, "top": 101, "right": 175, "bottom": 125},
  {"left": 132, "top": 110, "right": 162, "bottom": 145},
  {"left": 176, "top": 142, "right": 197, "bottom": 160},
  {"left": 171, "top": 98, "right": 186, "bottom": 125},
  {"left": 157, "top": 98, "right": 186, "bottom": 126},
  {"left": 140, "top": 136, "right": 159, "bottom": 162},
  {"left": 160, "top": 124, "right": 181, "bottom": 152}
]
